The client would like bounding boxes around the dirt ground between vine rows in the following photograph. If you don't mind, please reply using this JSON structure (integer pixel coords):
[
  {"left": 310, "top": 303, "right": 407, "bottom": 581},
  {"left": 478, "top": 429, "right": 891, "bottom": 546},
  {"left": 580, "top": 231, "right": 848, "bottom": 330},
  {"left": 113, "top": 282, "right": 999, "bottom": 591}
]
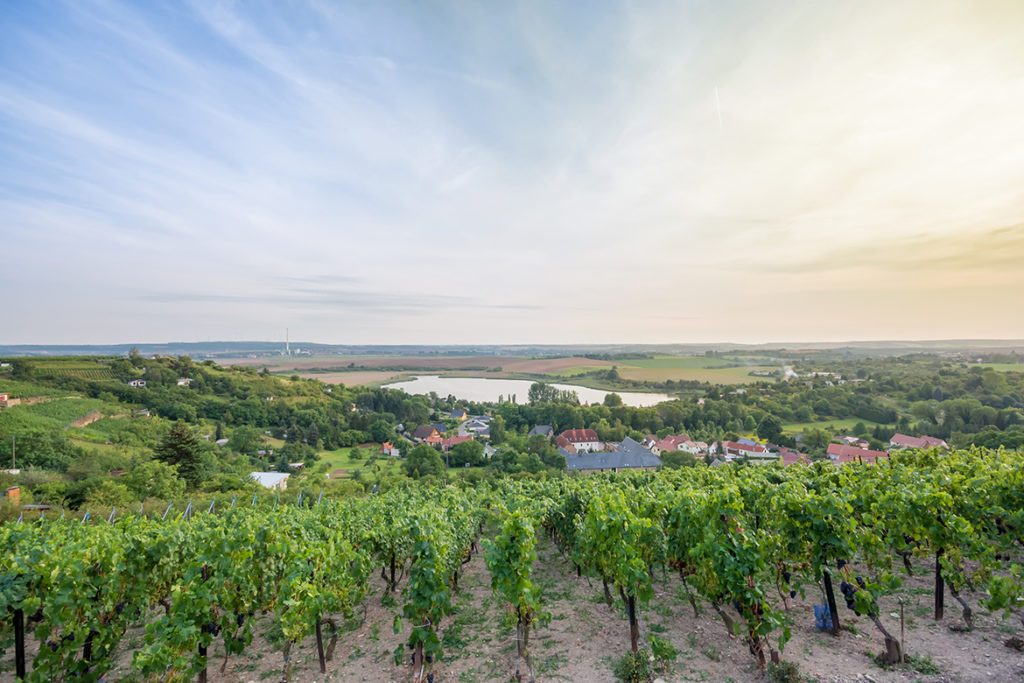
[{"left": 3, "top": 537, "right": 1023, "bottom": 683}]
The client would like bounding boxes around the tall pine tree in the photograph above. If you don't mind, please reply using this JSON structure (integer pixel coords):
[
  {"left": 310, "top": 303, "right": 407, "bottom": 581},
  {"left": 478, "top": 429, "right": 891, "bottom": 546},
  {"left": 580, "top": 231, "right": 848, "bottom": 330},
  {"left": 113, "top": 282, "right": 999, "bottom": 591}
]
[{"left": 155, "top": 421, "right": 204, "bottom": 488}]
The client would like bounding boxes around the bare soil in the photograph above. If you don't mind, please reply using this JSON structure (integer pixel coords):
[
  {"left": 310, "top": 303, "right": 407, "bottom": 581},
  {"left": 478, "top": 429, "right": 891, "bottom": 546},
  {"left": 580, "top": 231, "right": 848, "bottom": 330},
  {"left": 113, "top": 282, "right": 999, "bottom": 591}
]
[
  {"left": 296, "top": 371, "right": 411, "bottom": 386},
  {"left": 220, "top": 355, "right": 611, "bottom": 375},
  {"left": 217, "top": 355, "right": 619, "bottom": 387},
  {"left": 6, "top": 532, "right": 1015, "bottom": 683}
]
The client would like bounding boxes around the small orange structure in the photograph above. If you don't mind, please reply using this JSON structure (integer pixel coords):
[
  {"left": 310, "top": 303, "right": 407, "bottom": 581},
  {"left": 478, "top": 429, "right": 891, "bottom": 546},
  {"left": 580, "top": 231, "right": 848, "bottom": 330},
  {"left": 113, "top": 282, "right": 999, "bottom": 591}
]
[{"left": 4, "top": 486, "right": 20, "bottom": 505}]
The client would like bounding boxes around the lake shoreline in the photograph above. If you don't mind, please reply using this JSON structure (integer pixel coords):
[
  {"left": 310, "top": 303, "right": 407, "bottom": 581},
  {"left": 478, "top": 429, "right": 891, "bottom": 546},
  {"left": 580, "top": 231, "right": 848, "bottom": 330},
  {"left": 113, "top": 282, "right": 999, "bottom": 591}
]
[{"left": 381, "top": 374, "right": 673, "bottom": 407}]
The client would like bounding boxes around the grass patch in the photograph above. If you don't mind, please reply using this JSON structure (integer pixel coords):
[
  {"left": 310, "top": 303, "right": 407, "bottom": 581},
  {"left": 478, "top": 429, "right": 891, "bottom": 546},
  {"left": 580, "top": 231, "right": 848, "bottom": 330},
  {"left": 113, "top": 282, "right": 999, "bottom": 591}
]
[
  {"left": 904, "top": 653, "right": 941, "bottom": 674},
  {"left": 612, "top": 648, "right": 653, "bottom": 682},
  {"left": 781, "top": 418, "right": 881, "bottom": 433},
  {"left": 624, "top": 355, "right": 741, "bottom": 369},
  {"left": 700, "top": 645, "right": 721, "bottom": 661},
  {"left": 767, "top": 660, "right": 805, "bottom": 682}
]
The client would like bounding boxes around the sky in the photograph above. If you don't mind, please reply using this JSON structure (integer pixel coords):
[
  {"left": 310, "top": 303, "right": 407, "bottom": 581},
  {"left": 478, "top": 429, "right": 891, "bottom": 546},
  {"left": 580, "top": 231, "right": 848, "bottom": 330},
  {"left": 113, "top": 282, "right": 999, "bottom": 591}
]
[{"left": 2, "top": 0, "right": 1024, "bottom": 346}]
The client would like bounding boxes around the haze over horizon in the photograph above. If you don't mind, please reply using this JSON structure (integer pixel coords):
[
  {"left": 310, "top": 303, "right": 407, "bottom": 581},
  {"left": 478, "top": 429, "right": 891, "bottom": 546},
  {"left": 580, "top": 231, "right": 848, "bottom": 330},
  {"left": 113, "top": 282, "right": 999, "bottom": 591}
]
[{"left": 4, "top": 1, "right": 1024, "bottom": 346}]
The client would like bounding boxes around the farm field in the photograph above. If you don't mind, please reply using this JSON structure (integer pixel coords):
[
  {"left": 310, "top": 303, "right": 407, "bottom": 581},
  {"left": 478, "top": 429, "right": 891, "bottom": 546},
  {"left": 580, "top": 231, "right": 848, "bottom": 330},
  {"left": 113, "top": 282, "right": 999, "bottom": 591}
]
[
  {"left": 614, "top": 365, "right": 778, "bottom": 384},
  {"left": 219, "top": 354, "right": 781, "bottom": 387},
  {"left": 781, "top": 418, "right": 882, "bottom": 433},
  {"left": 317, "top": 445, "right": 396, "bottom": 473},
  {"left": 292, "top": 370, "right": 410, "bottom": 386},
  {"left": 977, "top": 363, "right": 1024, "bottom": 372},
  {"left": 624, "top": 355, "right": 742, "bottom": 369},
  {"left": 221, "top": 355, "right": 508, "bottom": 371}
]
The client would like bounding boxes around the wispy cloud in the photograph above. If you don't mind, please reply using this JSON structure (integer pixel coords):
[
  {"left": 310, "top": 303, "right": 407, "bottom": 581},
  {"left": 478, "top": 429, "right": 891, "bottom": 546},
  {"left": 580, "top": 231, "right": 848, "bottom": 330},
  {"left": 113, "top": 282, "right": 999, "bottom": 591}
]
[{"left": 2, "top": 0, "right": 1024, "bottom": 344}]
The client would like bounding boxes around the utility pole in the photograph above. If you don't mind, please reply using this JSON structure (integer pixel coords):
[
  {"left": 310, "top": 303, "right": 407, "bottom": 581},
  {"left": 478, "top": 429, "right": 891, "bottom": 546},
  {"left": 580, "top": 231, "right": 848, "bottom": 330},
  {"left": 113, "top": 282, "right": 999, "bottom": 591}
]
[{"left": 10, "top": 435, "right": 14, "bottom": 470}]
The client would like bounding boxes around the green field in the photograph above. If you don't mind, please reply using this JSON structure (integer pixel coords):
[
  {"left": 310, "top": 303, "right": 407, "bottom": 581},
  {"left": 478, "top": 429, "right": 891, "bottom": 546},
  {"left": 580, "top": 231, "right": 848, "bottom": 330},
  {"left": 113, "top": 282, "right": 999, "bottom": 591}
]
[
  {"left": 624, "top": 355, "right": 743, "bottom": 369},
  {"left": 781, "top": 418, "right": 883, "bottom": 433},
  {"left": 977, "top": 363, "right": 1024, "bottom": 372},
  {"left": 318, "top": 445, "right": 401, "bottom": 476},
  {"left": 0, "top": 379, "right": 68, "bottom": 398},
  {"left": 542, "top": 365, "right": 613, "bottom": 377},
  {"left": 0, "top": 397, "right": 119, "bottom": 432}
]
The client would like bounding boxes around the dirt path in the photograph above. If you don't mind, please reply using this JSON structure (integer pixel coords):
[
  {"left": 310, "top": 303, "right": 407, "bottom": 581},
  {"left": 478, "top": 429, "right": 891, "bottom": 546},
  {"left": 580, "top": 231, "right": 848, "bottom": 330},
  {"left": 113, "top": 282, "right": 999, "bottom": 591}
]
[{"left": 69, "top": 411, "right": 104, "bottom": 427}]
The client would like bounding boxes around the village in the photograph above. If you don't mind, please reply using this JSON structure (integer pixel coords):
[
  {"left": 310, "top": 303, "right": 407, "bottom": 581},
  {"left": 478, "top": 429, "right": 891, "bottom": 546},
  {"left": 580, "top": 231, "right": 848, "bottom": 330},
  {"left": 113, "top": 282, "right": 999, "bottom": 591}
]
[{"left": 240, "top": 404, "right": 951, "bottom": 490}]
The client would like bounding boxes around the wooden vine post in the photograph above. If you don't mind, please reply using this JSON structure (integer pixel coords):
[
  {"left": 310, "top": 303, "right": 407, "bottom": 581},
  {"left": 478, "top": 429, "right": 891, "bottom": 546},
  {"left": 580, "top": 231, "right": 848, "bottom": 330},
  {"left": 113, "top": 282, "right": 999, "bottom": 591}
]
[{"left": 14, "top": 608, "right": 26, "bottom": 680}]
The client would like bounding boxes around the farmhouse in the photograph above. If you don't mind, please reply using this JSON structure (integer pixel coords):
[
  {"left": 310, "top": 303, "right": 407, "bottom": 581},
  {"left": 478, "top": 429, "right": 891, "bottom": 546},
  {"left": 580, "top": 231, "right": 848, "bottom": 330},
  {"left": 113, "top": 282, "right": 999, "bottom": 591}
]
[
  {"left": 779, "top": 449, "right": 810, "bottom": 466},
  {"left": 563, "top": 437, "right": 662, "bottom": 473},
  {"left": 724, "top": 444, "right": 770, "bottom": 464},
  {"left": 644, "top": 434, "right": 685, "bottom": 455},
  {"left": 889, "top": 433, "right": 948, "bottom": 450},
  {"left": 412, "top": 425, "right": 440, "bottom": 442},
  {"left": 250, "top": 472, "right": 289, "bottom": 490},
  {"left": 555, "top": 428, "right": 602, "bottom": 454},
  {"left": 644, "top": 434, "right": 708, "bottom": 456},
  {"left": 827, "top": 443, "right": 890, "bottom": 465},
  {"left": 463, "top": 418, "right": 490, "bottom": 435}
]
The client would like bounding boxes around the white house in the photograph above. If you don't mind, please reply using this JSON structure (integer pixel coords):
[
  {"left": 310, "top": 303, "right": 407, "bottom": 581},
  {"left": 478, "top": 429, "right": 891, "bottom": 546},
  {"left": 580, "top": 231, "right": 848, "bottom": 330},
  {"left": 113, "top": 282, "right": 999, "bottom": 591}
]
[
  {"left": 251, "top": 472, "right": 290, "bottom": 490},
  {"left": 555, "top": 429, "right": 603, "bottom": 454},
  {"left": 128, "top": 379, "right": 146, "bottom": 388}
]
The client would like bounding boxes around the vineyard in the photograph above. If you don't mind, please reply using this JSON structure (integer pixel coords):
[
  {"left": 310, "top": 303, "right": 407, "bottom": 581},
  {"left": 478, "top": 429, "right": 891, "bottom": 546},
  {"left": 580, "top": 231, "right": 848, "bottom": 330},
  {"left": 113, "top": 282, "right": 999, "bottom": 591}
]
[
  {"left": 2, "top": 448, "right": 1024, "bottom": 682},
  {"left": 30, "top": 361, "right": 117, "bottom": 382}
]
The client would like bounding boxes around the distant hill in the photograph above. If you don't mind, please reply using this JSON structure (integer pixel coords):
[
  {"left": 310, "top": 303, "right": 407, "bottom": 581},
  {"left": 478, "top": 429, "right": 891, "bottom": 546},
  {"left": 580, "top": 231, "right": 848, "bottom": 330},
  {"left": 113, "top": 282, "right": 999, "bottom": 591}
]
[{"left": 1, "top": 339, "right": 1023, "bottom": 360}]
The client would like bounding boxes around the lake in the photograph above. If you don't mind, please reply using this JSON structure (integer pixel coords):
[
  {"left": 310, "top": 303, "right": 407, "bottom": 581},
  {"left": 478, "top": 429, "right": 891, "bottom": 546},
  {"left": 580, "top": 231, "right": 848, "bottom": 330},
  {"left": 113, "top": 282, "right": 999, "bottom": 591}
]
[{"left": 382, "top": 375, "right": 673, "bottom": 407}]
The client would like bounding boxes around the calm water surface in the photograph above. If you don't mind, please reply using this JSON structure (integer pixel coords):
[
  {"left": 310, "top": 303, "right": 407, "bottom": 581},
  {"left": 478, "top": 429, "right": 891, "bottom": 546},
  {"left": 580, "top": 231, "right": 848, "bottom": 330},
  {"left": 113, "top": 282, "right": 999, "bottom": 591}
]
[{"left": 383, "top": 375, "right": 672, "bottom": 407}]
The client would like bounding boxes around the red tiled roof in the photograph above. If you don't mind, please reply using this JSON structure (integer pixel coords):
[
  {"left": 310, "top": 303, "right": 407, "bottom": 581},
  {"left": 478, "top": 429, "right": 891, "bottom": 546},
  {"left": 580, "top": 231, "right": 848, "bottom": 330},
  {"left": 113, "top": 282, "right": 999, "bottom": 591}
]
[
  {"left": 724, "top": 441, "right": 769, "bottom": 454},
  {"left": 654, "top": 435, "right": 691, "bottom": 451},
  {"left": 554, "top": 436, "right": 577, "bottom": 453},
  {"left": 828, "top": 443, "right": 890, "bottom": 464},
  {"left": 890, "top": 433, "right": 947, "bottom": 449},
  {"left": 558, "top": 429, "right": 599, "bottom": 443},
  {"left": 441, "top": 436, "right": 473, "bottom": 448},
  {"left": 780, "top": 450, "right": 809, "bottom": 466}
]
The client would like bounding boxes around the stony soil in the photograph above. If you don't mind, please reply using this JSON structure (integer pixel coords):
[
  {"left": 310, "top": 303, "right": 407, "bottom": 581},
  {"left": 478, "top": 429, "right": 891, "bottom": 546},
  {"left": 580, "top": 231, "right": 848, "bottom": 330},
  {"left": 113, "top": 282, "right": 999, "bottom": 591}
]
[{"left": 3, "top": 535, "right": 1023, "bottom": 683}]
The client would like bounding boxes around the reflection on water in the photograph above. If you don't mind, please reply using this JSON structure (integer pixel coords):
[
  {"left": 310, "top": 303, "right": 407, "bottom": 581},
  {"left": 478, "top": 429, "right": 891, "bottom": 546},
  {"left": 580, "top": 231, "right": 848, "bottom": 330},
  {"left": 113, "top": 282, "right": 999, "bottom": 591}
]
[{"left": 382, "top": 375, "right": 672, "bottom": 407}]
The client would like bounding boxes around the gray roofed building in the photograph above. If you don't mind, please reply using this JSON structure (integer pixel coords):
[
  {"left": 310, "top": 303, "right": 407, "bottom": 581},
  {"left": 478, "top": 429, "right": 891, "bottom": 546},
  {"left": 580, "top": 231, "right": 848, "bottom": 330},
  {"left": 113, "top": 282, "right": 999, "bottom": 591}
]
[
  {"left": 563, "top": 437, "right": 662, "bottom": 472},
  {"left": 528, "top": 425, "right": 554, "bottom": 437}
]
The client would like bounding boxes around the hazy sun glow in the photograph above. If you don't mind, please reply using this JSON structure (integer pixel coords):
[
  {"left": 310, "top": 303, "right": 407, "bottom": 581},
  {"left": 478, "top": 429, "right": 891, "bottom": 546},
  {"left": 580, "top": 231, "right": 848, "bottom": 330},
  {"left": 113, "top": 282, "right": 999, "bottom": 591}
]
[{"left": 2, "top": 1, "right": 1023, "bottom": 344}]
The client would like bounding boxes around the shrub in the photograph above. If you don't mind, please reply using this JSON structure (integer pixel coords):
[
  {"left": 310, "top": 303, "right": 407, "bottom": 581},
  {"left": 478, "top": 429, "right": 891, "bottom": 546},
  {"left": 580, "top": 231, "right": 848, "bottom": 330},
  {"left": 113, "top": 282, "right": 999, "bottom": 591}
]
[
  {"left": 767, "top": 660, "right": 804, "bottom": 683},
  {"left": 648, "top": 634, "right": 677, "bottom": 671},
  {"left": 612, "top": 649, "right": 652, "bottom": 683}
]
